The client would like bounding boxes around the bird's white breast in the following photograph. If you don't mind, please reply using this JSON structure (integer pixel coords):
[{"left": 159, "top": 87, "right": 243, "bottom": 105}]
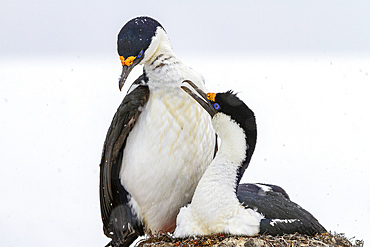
[{"left": 120, "top": 79, "right": 215, "bottom": 232}]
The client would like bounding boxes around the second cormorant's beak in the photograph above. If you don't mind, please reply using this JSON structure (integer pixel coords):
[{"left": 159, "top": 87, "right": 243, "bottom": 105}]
[
  {"left": 181, "top": 80, "right": 217, "bottom": 117},
  {"left": 118, "top": 55, "right": 143, "bottom": 91}
]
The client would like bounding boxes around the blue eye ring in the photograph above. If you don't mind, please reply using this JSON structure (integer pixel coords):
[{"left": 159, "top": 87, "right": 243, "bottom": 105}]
[
  {"left": 137, "top": 50, "right": 143, "bottom": 58},
  {"left": 213, "top": 103, "right": 220, "bottom": 110}
]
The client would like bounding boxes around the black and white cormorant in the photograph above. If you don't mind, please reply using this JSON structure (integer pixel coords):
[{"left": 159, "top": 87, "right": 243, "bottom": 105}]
[
  {"left": 174, "top": 81, "right": 326, "bottom": 237},
  {"left": 100, "top": 17, "right": 216, "bottom": 246}
]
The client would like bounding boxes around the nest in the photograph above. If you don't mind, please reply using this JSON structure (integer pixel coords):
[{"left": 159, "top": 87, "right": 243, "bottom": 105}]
[{"left": 136, "top": 232, "right": 364, "bottom": 247}]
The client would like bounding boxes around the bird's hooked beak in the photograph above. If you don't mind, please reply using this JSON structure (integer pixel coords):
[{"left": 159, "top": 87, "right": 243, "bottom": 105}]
[
  {"left": 118, "top": 55, "right": 143, "bottom": 91},
  {"left": 181, "top": 80, "right": 217, "bottom": 117}
]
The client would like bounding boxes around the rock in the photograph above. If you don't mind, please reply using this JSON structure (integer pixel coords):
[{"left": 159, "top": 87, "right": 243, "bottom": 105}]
[{"left": 136, "top": 232, "right": 364, "bottom": 247}]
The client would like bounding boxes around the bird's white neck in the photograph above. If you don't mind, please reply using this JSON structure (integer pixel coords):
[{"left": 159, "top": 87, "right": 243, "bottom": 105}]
[
  {"left": 174, "top": 113, "right": 262, "bottom": 237},
  {"left": 139, "top": 27, "right": 207, "bottom": 92},
  {"left": 212, "top": 113, "right": 247, "bottom": 168},
  {"left": 141, "top": 27, "right": 175, "bottom": 65},
  {"left": 139, "top": 27, "right": 188, "bottom": 87},
  {"left": 191, "top": 113, "right": 246, "bottom": 204}
]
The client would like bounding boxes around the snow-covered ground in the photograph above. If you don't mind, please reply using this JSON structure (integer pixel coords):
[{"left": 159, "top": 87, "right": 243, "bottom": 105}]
[{"left": 0, "top": 53, "right": 369, "bottom": 246}]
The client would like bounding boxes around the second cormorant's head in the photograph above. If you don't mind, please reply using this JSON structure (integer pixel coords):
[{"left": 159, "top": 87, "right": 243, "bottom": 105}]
[
  {"left": 117, "top": 16, "right": 166, "bottom": 90},
  {"left": 181, "top": 80, "right": 256, "bottom": 130},
  {"left": 182, "top": 80, "right": 257, "bottom": 165}
]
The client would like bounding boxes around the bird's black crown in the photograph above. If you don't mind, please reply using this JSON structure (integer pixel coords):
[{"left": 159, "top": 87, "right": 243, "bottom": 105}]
[
  {"left": 117, "top": 16, "right": 164, "bottom": 59},
  {"left": 214, "top": 91, "right": 256, "bottom": 131}
]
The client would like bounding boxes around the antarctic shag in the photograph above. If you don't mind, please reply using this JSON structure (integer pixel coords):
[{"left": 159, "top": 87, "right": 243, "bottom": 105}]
[
  {"left": 99, "top": 17, "right": 216, "bottom": 247},
  {"left": 174, "top": 81, "right": 326, "bottom": 237}
]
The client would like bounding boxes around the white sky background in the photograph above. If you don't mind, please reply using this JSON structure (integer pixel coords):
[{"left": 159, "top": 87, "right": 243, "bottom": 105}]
[
  {"left": 1, "top": 0, "right": 370, "bottom": 56},
  {"left": 1, "top": 1, "right": 370, "bottom": 246}
]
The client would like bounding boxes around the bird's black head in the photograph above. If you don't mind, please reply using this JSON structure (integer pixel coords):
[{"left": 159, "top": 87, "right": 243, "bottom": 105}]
[
  {"left": 181, "top": 80, "right": 256, "bottom": 130},
  {"left": 210, "top": 91, "right": 256, "bottom": 131},
  {"left": 117, "top": 16, "right": 163, "bottom": 59},
  {"left": 117, "top": 16, "right": 165, "bottom": 90}
]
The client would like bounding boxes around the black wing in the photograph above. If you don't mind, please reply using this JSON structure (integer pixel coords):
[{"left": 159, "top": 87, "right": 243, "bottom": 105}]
[
  {"left": 100, "top": 76, "right": 149, "bottom": 247},
  {"left": 237, "top": 183, "right": 326, "bottom": 236}
]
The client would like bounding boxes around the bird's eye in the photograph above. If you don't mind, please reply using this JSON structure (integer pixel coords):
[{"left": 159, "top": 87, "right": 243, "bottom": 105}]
[
  {"left": 137, "top": 50, "right": 143, "bottom": 58},
  {"left": 213, "top": 103, "right": 220, "bottom": 110}
]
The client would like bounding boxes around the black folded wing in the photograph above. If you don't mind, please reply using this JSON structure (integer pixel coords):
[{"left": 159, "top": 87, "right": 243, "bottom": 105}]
[
  {"left": 237, "top": 183, "right": 326, "bottom": 236},
  {"left": 100, "top": 76, "right": 149, "bottom": 246}
]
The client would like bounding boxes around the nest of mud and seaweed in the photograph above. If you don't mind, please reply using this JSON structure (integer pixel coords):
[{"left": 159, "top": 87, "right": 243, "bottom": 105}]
[{"left": 136, "top": 232, "right": 364, "bottom": 247}]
